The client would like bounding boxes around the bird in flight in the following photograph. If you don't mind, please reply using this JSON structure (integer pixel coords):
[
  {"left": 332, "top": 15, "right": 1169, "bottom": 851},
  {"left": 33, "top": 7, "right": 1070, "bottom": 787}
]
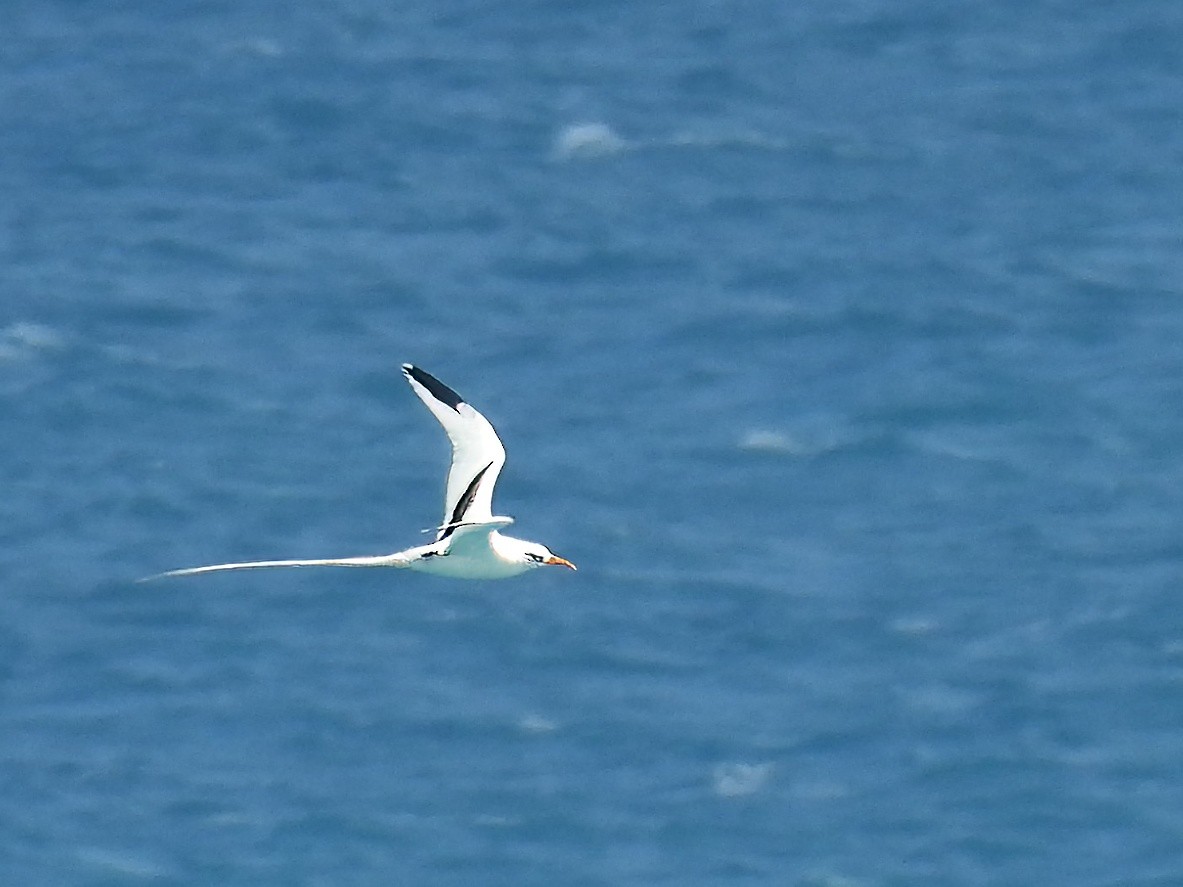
[{"left": 143, "top": 364, "right": 576, "bottom": 581}]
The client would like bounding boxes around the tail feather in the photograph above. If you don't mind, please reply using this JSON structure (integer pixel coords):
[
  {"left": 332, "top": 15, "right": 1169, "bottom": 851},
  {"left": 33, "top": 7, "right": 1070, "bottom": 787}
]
[{"left": 139, "top": 553, "right": 410, "bottom": 581}]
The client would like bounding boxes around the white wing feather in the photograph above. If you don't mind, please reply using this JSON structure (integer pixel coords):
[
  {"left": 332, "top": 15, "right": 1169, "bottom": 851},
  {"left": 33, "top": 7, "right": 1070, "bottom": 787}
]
[{"left": 401, "top": 365, "right": 507, "bottom": 539}]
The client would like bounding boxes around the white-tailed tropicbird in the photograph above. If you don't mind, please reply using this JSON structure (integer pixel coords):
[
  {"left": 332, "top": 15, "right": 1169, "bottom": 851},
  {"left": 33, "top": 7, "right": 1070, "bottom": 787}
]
[{"left": 143, "top": 364, "right": 576, "bottom": 581}]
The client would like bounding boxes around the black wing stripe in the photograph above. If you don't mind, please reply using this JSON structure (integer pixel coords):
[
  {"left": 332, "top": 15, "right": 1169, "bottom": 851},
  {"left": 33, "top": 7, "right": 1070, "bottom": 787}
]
[
  {"left": 402, "top": 364, "right": 464, "bottom": 413},
  {"left": 439, "top": 460, "right": 495, "bottom": 540}
]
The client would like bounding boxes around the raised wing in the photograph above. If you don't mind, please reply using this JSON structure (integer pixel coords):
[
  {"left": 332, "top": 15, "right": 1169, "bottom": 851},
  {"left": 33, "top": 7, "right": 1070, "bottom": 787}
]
[{"left": 401, "top": 364, "right": 507, "bottom": 541}]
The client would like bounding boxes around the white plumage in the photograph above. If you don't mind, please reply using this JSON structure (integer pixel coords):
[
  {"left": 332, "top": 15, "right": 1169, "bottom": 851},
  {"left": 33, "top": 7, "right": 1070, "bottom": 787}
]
[{"left": 143, "top": 364, "right": 575, "bottom": 581}]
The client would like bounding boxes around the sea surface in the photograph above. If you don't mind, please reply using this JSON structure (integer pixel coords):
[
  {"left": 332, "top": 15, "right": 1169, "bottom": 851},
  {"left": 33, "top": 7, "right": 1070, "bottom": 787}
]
[{"left": 3, "top": 1, "right": 1183, "bottom": 884}]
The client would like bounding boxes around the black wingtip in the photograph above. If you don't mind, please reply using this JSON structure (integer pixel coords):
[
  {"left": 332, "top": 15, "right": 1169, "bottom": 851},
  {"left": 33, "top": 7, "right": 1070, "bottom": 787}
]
[{"left": 402, "top": 364, "right": 465, "bottom": 412}]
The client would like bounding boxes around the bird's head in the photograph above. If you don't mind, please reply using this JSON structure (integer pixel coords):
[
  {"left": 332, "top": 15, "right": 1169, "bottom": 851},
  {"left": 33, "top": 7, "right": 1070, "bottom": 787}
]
[{"left": 521, "top": 543, "right": 577, "bottom": 571}]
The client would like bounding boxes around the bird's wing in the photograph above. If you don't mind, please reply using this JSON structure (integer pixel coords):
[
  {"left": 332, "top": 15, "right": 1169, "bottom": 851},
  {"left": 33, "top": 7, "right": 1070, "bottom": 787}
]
[
  {"left": 440, "top": 517, "right": 515, "bottom": 557},
  {"left": 139, "top": 553, "right": 409, "bottom": 581},
  {"left": 402, "top": 364, "right": 507, "bottom": 541}
]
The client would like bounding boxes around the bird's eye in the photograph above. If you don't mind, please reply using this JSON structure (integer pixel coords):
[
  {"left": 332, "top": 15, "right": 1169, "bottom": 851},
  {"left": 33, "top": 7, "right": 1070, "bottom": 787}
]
[{"left": 525, "top": 552, "right": 543, "bottom": 563}]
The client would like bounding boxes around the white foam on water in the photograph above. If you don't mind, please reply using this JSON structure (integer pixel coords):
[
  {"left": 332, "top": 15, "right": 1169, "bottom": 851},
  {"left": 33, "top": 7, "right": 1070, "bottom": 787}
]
[
  {"left": 551, "top": 122, "right": 796, "bottom": 163},
  {"left": 711, "top": 761, "right": 774, "bottom": 798},
  {"left": 552, "top": 122, "right": 627, "bottom": 161},
  {"left": 518, "top": 713, "right": 558, "bottom": 734},
  {"left": 738, "top": 429, "right": 806, "bottom": 455},
  {"left": 739, "top": 419, "right": 862, "bottom": 457}
]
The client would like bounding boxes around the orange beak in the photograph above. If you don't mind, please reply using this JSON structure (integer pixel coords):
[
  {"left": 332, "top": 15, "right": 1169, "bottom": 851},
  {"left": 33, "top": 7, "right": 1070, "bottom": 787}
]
[{"left": 544, "top": 555, "right": 577, "bottom": 570}]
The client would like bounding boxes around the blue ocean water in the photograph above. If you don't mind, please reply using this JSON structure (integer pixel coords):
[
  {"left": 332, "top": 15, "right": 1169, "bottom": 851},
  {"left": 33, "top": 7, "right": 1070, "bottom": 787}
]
[{"left": 3, "top": 0, "right": 1183, "bottom": 883}]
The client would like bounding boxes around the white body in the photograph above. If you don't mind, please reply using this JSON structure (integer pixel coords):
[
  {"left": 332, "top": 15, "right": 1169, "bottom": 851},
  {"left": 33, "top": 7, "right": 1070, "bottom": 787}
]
[{"left": 404, "top": 523, "right": 539, "bottom": 579}]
